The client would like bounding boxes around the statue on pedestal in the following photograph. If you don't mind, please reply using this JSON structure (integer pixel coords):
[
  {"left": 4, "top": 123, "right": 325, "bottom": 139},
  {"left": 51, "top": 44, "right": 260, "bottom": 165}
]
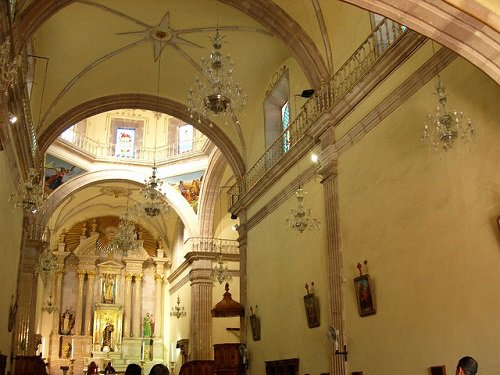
[
  {"left": 143, "top": 313, "right": 153, "bottom": 338},
  {"left": 103, "top": 274, "right": 115, "bottom": 304},
  {"left": 102, "top": 322, "right": 114, "bottom": 351},
  {"left": 60, "top": 308, "right": 75, "bottom": 335}
]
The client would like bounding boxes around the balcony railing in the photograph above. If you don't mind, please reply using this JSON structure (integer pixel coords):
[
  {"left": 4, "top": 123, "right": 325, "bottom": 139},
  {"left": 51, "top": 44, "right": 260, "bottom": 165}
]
[
  {"left": 228, "top": 18, "right": 407, "bottom": 207},
  {"left": 56, "top": 130, "right": 210, "bottom": 163},
  {"left": 185, "top": 237, "right": 239, "bottom": 255}
]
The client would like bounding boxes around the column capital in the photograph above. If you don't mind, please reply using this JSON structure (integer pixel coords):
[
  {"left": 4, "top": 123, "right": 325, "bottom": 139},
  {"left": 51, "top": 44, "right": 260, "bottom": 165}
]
[
  {"left": 154, "top": 274, "right": 164, "bottom": 282},
  {"left": 77, "top": 271, "right": 86, "bottom": 278},
  {"left": 86, "top": 271, "right": 96, "bottom": 278},
  {"left": 134, "top": 273, "right": 143, "bottom": 281},
  {"left": 125, "top": 273, "right": 133, "bottom": 281}
]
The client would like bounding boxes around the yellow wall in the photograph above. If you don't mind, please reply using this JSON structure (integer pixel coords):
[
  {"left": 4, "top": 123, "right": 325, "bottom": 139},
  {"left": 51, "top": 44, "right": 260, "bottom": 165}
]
[
  {"left": 0, "top": 152, "right": 24, "bottom": 357},
  {"left": 338, "top": 58, "right": 500, "bottom": 374}
]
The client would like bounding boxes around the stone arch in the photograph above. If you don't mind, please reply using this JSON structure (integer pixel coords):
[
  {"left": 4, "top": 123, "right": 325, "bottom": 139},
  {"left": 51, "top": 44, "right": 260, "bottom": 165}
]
[
  {"left": 18, "top": 0, "right": 498, "bottom": 83},
  {"left": 341, "top": 0, "right": 499, "bottom": 83},
  {"left": 37, "top": 94, "right": 246, "bottom": 180},
  {"left": 37, "top": 169, "right": 200, "bottom": 238},
  {"left": 17, "top": 0, "right": 328, "bottom": 87},
  {"left": 197, "top": 148, "right": 228, "bottom": 238}
]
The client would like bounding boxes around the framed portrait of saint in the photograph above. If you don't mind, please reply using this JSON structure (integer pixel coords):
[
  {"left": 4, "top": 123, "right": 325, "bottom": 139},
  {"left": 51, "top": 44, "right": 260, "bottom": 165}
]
[
  {"left": 354, "top": 274, "right": 376, "bottom": 317},
  {"left": 303, "top": 293, "right": 320, "bottom": 328}
]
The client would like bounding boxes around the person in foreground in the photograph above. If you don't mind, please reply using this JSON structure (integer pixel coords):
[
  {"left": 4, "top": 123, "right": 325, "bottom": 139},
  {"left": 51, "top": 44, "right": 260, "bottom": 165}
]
[
  {"left": 125, "top": 363, "right": 142, "bottom": 375},
  {"left": 149, "top": 363, "right": 169, "bottom": 375},
  {"left": 456, "top": 356, "right": 478, "bottom": 375}
]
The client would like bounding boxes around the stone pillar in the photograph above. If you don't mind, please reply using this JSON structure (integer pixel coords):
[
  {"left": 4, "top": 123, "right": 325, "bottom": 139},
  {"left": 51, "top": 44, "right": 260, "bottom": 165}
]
[
  {"left": 74, "top": 271, "right": 85, "bottom": 335},
  {"left": 84, "top": 272, "right": 95, "bottom": 336},
  {"left": 14, "top": 247, "right": 39, "bottom": 356},
  {"left": 123, "top": 273, "right": 133, "bottom": 337},
  {"left": 50, "top": 268, "right": 64, "bottom": 359},
  {"left": 190, "top": 260, "right": 213, "bottom": 360},
  {"left": 52, "top": 269, "right": 64, "bottom": 333},
  {"left": 319, "top": 140, "right": 346, "bottom": 375},
  {"left": 154, "top": 273, "right": 163, "bottom": 338},
  {"left": 132, "top": 274, "right": 142, "bottom": 337}
]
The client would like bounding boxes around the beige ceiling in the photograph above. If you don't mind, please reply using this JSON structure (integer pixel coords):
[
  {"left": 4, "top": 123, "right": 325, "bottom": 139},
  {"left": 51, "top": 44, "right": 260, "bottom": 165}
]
[{"left": 28, "top": 0, "right": 291, "bottom": 145}]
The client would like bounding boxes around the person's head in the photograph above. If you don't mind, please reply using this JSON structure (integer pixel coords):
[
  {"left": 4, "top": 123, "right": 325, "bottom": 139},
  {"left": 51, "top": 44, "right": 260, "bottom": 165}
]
[
  {"left": 456, "top": 356, "right": 478, "bottom": 375},
  {"left": 125, "top": 363, "right": 142, "bottom": 375},
  {"left": 149, "top": 363, "right": 169, "bottom": 375}
]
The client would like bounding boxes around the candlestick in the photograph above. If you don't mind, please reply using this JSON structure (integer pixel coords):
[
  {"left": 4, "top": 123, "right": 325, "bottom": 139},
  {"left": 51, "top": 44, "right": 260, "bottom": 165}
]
[{"left": 170, "top": 343, "right": 175, "bottom": 362}]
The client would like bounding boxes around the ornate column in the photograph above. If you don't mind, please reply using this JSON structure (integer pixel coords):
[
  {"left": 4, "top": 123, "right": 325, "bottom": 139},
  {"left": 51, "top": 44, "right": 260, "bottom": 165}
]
[
  {"left": 52, "top": 269, "right": 64, "bottom": 333},
  {"left": 14, "top": 243, "right": 39, "bottom": 356},
  {"left": 189, "top": 260, "right": 213, "bottom": 360},
  {"left": 319, "top": 134, "right": 346, "bottom": 375},
  {"left": 132, "top": 274, "right": 142, "bottom": 337},
  {"left": 154, "top": 273, "right": 163, "bottom": 338},
  {"left": 123, "top": 273, "right": 132, "bottom": 337},
  {"left": 84, "top": 271, "right": 95, "bottom": 336},
  {"left": 74, "top": 271, "right": 85, "bottom": 335}
]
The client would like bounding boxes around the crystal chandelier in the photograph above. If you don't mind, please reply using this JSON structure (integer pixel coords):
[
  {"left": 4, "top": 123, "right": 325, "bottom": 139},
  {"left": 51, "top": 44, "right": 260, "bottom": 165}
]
[
  {"left": 285, "top": 187, "right": 320, "bottom": 233},
  {"left": 35, "top": 241, "right": 58, "bottom": 286},
  {"left": 42, "top": 290, "right": 56, "bottom": 314},
  {"left": 187, "top": 30, "right": 247, "bottom": 125},
  {"left": 421, "top": 80, "right": 474, "bottom": 151},
  {"left": 17, "top": 168, "right": 45, "bottom": 214},
  {"left": 170, "top": 296, "right": 186, "bottom": 319},
  {"left": 135, "top": 164, "right": 169, "bottom": 217},
  {"left": 108, "top": 211, "right": 139, "bottom": 256},
  {"left": 211, "top": 253, "right": 232, "bottom": 285}
]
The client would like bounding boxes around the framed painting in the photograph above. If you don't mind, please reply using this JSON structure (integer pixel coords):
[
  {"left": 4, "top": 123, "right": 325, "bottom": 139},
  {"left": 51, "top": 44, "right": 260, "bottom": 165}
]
[
  {"left": 249, "top": 315, "right": 261, "bottom": 341},
  {"left": 303, "top": 294, "right": 320, "bottom": 328},
  {"left": 430, "top": 366, "right": 446, "bottom": 375},
  {"left": 354, "top": 274, "right": 376, "bottom": 317}
]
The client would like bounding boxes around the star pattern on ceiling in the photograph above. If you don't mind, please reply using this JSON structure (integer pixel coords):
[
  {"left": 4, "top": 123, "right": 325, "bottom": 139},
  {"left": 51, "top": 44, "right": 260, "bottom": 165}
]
[{"left": 116, "top": 11, "right": 203, "bottom": 62}]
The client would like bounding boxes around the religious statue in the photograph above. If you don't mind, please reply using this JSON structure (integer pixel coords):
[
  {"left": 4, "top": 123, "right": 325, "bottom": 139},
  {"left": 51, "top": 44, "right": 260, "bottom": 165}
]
[
  {"left": 102, "top": 322, "right": 114, "bottom": 351},
  {"left": 103, "top": 274, "right": 115, "bottom": 304},
  {"left": 143, "top": 313, "right": 153, "bottom": 338},
  {"left": 60, "top": 308, "right": 75, "bottom": 335}
]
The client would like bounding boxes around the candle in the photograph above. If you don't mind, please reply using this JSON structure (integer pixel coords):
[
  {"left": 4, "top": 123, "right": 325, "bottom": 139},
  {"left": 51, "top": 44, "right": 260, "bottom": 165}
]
[
  {"left": 41, "top": 337, "right": 45, "bottom": 358},
  {"left": 71, "top": 338, "right": 74, "bottom": 359},
  {"left": 141, "top": 341, "right": 145, "bottom": 361}
]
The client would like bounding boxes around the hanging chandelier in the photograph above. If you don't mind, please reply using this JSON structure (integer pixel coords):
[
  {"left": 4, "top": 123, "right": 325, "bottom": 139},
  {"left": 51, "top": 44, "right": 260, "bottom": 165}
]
[
  {"left": 285, "top": 187, "right": 320, "bottom": 233},
  {"left": 170, "top": 296, "right": 186, "bottom": 319},
  {"left": 41, "top": 290, "right": 56, "bottom": 314},
  {"left": 136, "top": 164, "right": 169, "bottom": 217},
  {"left": 106, "top": 211, "right": 139, "bottom": 256},
  {"left": 421, "top": 80, "right": 474, "bottom": 151},
  {"left": 187, "top": 30, "right": 247, "bottom": 125},
  {"left": 211, "top": 253, "right": 232, "bottom": 285},
  {"left": 35, "top": 242, "right": 58, "bottom": 284},
  {"left": 17, "top": 168, "right": 45, "bottom": 214}
]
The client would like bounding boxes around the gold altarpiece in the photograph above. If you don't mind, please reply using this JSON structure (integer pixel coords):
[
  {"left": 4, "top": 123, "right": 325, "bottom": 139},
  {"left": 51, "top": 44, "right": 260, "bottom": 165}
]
[{"left": 92, "top": 304, "right": 123, "bottom": 353}]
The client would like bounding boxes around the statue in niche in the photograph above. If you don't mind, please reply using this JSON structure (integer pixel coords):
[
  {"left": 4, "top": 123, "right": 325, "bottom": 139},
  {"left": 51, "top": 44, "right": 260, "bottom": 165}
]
[
  {"left": 103, "top": 274, "right": 115, "bottom": 304},
  {"left": 60, "top": 308, "right": 75, "bottom": 335},
  {"left": 143, "top": 313, "right": 154, "bottom": 338},
  {"left": 102, "top": 322, "right": 114, "bottom": 351}
]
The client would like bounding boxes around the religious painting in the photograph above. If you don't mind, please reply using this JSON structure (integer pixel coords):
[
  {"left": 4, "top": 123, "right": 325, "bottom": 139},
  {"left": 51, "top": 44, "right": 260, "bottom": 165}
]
[
  {"left": 354, "top": 274, "right": 376, "bottom": 317},
  {"left": 249, "top": 313, "right": 261, "bottom": 341},
  {"left": 167, "top": 171, "right": 204, "bottom": 212},
  {"left": 45, "top": 154, "right": 85, "bottom": 192},
  {"left": 303, "top": 293, "right": 320, "bottom": 328}
]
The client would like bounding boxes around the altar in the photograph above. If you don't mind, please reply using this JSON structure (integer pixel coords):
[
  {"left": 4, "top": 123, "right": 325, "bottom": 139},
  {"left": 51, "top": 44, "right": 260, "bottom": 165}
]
[{"left": 92, "top": 303, "right": 123, "bottom": 353}]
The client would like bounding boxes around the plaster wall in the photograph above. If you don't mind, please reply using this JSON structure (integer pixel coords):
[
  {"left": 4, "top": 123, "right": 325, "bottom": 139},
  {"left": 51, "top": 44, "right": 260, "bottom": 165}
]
[
  {"left": 338, "top": 58, "right": 500, "bottom": 374},
  {"left": 246, "top": 177, "right": 328, "bottom": 375},
  {"left": 0, "top": 152, "right": 24, "bottom": 357}
]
